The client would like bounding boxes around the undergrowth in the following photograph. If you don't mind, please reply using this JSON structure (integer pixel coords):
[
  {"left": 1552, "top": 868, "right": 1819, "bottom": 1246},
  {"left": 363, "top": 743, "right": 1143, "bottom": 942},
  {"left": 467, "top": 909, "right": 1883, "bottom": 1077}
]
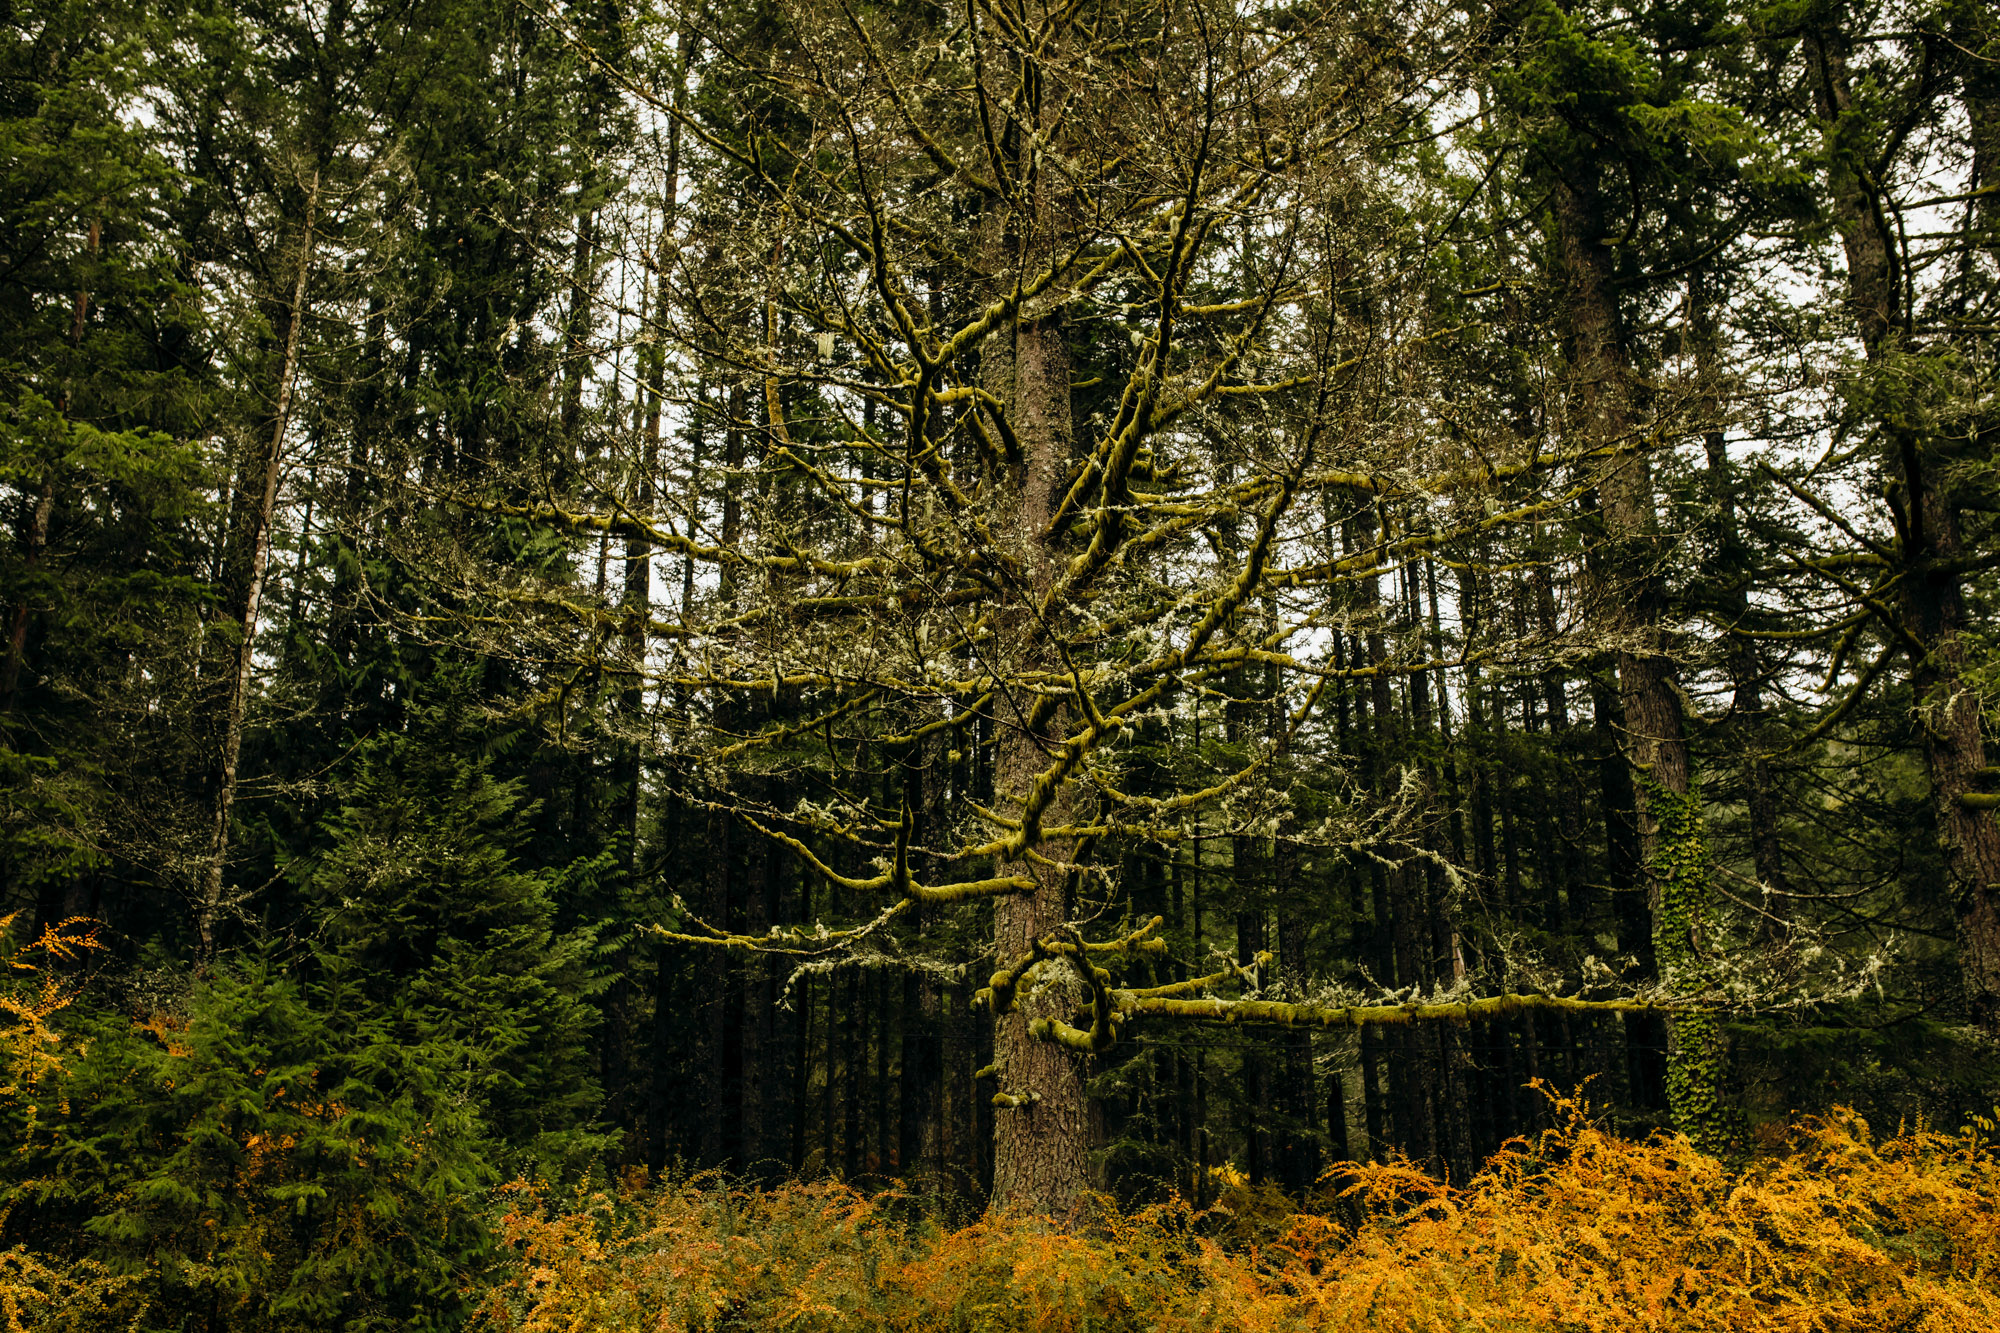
[{"left": 478, "top": 1094, "right": 2000, "bottom": 1333}]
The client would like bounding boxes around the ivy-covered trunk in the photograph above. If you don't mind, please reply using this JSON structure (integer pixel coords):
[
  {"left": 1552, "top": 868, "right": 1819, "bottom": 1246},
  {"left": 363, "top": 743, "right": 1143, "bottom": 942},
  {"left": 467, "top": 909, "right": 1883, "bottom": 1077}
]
[{"left": 1555, "top": 174, "right": 1730, "bottom": 1152}]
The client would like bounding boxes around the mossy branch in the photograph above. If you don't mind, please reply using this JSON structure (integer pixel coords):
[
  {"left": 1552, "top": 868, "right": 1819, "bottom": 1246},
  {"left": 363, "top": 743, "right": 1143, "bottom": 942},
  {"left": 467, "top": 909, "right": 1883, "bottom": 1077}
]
[
  {"left": 739, "top": 812, "right": 1034, "bottom": 904},
  {"left": 1038, "top": 928, "right": 1118, "bottom": 1055},
  {"left": 1112, "top": 991, "right": 1681, "bottom": 1030},
  {"left": 975, "top": 918, "right": 1170, "bottom": 1015}
]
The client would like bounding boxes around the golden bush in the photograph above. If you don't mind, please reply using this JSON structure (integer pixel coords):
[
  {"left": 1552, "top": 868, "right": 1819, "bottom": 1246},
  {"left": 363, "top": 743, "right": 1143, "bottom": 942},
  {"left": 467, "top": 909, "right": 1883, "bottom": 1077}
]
[{"left": 479, "top": 1093, "right": 2000, "bottom": 1333}]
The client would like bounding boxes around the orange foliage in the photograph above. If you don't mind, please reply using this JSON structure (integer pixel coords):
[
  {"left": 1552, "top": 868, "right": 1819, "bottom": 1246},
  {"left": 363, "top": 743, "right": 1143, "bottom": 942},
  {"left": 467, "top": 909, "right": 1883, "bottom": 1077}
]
[
  {"left": 0, "top": 915, "right": 97, "bottom": 1108},
  {"left": 0, "top": 915, "right": 122, "bottom": 1333},
  {"left": 1257, "top": 1096, "right": 2000, "bottom": 1332},
  {"left": 480, "top": 1096, "right": 2000, "bottom": 1333}
]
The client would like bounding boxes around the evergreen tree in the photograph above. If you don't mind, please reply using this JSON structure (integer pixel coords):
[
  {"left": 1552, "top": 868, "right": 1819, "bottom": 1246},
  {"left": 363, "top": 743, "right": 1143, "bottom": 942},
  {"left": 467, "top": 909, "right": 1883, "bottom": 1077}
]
[
  {"left": 298, "top": 687, "right": 612, "bottom": 1170},
  {"left": 0, "top": 0, "right": 218, "bottom": 932},
  {"left": 3, "top": 683, "right": 607, "bottom": 1330}
]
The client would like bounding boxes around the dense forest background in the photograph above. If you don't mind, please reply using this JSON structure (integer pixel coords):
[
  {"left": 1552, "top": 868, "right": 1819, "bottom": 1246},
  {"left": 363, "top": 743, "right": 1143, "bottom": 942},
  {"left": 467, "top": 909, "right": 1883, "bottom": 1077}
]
[{"left": 3, "top": 0, "right": 1999, "bottom": 1325}]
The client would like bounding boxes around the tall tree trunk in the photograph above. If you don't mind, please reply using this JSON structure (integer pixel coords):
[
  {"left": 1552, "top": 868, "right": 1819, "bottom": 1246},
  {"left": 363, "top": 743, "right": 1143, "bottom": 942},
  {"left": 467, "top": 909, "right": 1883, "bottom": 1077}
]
[
  {"left": 1690, "top": 279, "right": 1789, "bottom": 932},
  {"left": 900, "top": 898, "right": 942, "bottom": 1180},
  {"left": 1556, "top": 173, "right": 1728, "bottom": 1149},
  {"left": 900, "top": 722, "right": 949, "bottom": 1182},
  {"left": 0, "top": 217, "right": 91, "bottom": 714},
  {"left": 842, "top": 967, "right": 862, "bottom": 1177},
  {"left": 194, "top": 178, "right": 318, "bottom": 960},
  {"left": 988, "top": 301, "right": 1089, "bottom": 1212},
  {"left": 1236, "top": 903, "right": 1271, "bottom": 1183},
  {"left": 790, "top": 923, "right": 812, "bottom": 1173},
  {"left": 652, "top": 787, "right": 687, "bottom": 1169},
  {"left": 1276, "top": 906, "right": 1320, "bottom": 1192},
  {"left": 1533, "top": 567, "right": 1592, "bottom": 928},
  {"left": 1589, "top": 670, "right": 1661, "bottom": 1107},
  {"left": 821, "top": 967, "right": 838, "bottom": 1172},
  {"left": 743, "top": 837, "right": 774, "bottom": 1172},
  {"left": 1354, "top": 529, "right": 1436, "bottom": 1166},
  {"left": 1, "top": 482, "right": 54, "bottom": 716},
  {"left": 1807, "top": 27, "right": 2000, "bottom": 1030},
  {"left": 1231, "top": 651, "right": 1273, "bottom": 1185},
  {"left": 1359, "top": 1024, "right": 1387, "bottom": 1160},
  {"left": 720, "top": 829, "right": 747, "bottom": 1171},
  {"left": 1325, "top": 1062, "right": 1352, "bottom": 1167}
]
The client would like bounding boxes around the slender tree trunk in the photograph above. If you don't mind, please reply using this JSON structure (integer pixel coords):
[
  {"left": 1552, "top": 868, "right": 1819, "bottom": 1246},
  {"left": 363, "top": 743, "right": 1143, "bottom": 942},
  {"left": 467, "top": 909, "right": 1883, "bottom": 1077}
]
[
  {"left": 821, "top": 969, "right": 837, "bottom": 1173},
  {"left": 1236, "top": 903, "right": 1271, "bottom": 1183},
  {"left": 842, "top": 968, "right": 862, "bottom": 1178},
  {"left": 6, "top": 220, "right": 101, "bottom": 715},
  {"left": 1690, "top": 284, "right": 1788, "bottom": 932},
  {"left": 1, "top": 481, "right": 54, "bottom": 714},
  {"left": 1357, "top": 535, "right": 1437, "bottom": 1167},
  {"left": 1533, "top": 569, "right": 1591, "bottom": 928},
  {"left": 722, "top": 854, "right": 748, "bottom": 1173},
  {"left": 790, "top": 937, "right": 812, "bottom": 1173},
  {"left": 652, "top": 789, "right": 684, "bottom": 1169},
  {"left": 195, "top": 178, "right": 318, "bottom": 960},
  {"left": 1359, "top": 1024, "right": 1386, "bottom": 1160},
  {"left": 742, "top": 836, "right": 772, "bottom": 1172},
  {"left": 1325, "top": 1063, "right": 1351, "bottom": 1167},
  {"left": 1276, "top": 906, "right": 1320, "bottom": 1192},
  {"left": 1191, "top": 833, "right": 1213, "bottom": 1193},
  {"left": 900, "top": 899, "right": 942, "bottom": 1180},
  {"left": 874, "top": 968, "right": 892, "bottom": 1173},
  {"left": 560, "top": 209, "right": 597, "bottom": 443},
  {"left": 1170, "top": 850, "right": 1197, "bottom": 1174},
  {"left": 901, "top": 731, "right": 948, "bottom": 1182}
]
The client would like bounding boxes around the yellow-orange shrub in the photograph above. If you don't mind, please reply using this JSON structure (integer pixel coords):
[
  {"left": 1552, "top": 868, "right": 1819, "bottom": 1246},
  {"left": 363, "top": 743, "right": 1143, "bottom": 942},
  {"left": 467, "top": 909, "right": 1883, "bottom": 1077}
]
[{"left": 478, "top": 1096, "right": 2000, "bottom": 1333}]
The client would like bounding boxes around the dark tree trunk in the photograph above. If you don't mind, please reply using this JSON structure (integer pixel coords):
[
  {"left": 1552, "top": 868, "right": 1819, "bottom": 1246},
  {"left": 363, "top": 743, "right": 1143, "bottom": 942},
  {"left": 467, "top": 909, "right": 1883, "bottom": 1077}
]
[
  {"left": 1806, "top": 27, "right": 2000, "bottom": 1030},
  {"left": 1276, "top": 908, "right": 1320, "bottom": 1193},
  {"left": 1556, "top": 167, "right": 1725, "bottom": 1143}
]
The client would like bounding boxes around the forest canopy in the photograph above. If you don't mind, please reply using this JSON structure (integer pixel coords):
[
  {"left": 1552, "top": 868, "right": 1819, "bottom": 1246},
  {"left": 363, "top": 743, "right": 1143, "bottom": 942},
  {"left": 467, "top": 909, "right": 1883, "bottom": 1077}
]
[{"left": 2, "top": 0, "right": 1999, "bottom": 1324}]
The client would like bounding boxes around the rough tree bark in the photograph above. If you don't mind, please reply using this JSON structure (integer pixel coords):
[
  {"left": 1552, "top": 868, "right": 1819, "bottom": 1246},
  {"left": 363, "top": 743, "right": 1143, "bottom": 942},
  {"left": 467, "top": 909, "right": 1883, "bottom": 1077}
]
[
  {"left": 987, "top": 300, "right": 1090, "bottom": 1212},
  {"left": 1555, "top": 172, "right": 1730, "bottom": 1150}
]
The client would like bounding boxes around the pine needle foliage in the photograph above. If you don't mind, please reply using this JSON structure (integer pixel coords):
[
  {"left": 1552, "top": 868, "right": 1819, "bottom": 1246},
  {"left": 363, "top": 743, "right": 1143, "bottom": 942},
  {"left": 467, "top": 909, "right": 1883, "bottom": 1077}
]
[
  {"left": 479, "top": 1093, "right": 2000, "bottom": 1333},
  {"left": 0, "top": 706, "right": 614, "bottom": 1332}
]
